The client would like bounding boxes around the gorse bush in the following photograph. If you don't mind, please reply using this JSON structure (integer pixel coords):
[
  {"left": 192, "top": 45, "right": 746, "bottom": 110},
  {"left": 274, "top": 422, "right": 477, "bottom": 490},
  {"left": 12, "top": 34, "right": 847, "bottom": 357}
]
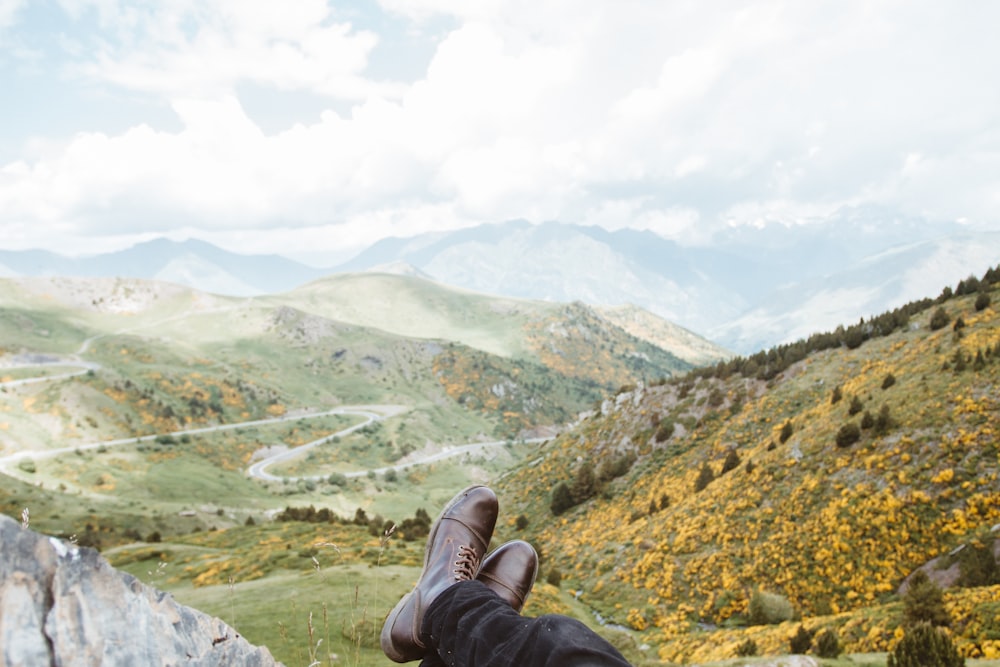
[{"left": 735, "top": 638, "right": 758, "bottom": 656}]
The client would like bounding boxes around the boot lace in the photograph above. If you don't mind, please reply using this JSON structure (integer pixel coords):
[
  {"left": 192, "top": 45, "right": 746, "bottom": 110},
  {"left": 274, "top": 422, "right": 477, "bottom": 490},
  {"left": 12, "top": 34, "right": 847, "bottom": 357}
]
[{"left": 452, "top": 545, "right": 478, "bottom": 581}]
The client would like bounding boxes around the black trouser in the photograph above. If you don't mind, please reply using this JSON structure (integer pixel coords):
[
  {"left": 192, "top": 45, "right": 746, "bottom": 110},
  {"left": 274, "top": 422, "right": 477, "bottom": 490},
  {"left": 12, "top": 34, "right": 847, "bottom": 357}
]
[{"left": 418, "top": 580, "right": 633, "bottom": 667}]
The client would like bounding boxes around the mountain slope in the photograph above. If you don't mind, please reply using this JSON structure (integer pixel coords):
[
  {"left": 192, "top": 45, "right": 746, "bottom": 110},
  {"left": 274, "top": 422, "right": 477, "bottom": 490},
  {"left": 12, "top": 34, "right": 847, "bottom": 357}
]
[
  {"left": 0, "top": 274, "right": 706, "bottom": 456},
  {"left": 496, "top": 270, "right": 1000, "bottom": 661},
  {"left": 335, "top": 217, "right": 999, "bottom": 353}
]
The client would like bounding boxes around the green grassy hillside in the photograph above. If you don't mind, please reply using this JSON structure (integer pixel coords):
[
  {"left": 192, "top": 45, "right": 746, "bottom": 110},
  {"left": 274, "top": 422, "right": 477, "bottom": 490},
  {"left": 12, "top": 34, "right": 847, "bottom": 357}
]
[{"left": 498, "top": 273, "right": 1000, "bottom": 662}]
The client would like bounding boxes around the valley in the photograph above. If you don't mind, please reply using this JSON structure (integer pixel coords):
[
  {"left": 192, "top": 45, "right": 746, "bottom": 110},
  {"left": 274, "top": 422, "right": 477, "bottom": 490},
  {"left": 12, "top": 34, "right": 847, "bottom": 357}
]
[
  {"left": 1, "top": 272, "right": 704, "bottom": 665},
  {"left": 3, "top": 268, "right": 1000, "bottom": 666}
]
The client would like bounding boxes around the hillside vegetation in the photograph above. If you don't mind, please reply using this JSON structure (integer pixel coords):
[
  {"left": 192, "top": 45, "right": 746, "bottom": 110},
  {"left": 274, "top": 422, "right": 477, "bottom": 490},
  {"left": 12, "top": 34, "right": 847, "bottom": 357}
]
[{"left": 498, "top": 270, "right": 1000, "bottom": 662}]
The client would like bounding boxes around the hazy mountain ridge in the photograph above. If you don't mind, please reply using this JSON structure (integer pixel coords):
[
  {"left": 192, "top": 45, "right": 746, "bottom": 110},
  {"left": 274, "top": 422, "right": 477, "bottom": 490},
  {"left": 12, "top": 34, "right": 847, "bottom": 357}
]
[
  {"left": 338, "top": 218, "right": 999, "bottom": 353},
  {"left": 0, "top": 239, "right": 325, "bottom": 297},
  {"left": 4, "top": 214, "right": 995, "bottom": 353}
]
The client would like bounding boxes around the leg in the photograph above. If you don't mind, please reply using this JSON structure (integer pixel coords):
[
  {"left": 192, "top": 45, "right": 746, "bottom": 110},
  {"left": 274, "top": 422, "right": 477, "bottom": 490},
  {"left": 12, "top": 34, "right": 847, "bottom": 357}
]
[{"left": 421, "top": 580, "right": 632, "bottom": 667}]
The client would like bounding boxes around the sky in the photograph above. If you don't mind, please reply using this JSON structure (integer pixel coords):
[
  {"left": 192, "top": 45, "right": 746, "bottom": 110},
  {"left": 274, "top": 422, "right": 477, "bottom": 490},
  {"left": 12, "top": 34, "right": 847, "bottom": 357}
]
[{"left": 1, "top": 0, "right": 998, "bottom": 266}]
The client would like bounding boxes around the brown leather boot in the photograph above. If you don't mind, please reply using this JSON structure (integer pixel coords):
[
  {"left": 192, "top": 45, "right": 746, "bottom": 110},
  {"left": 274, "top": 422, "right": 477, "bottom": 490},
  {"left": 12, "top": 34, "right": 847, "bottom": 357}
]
[
  {"left": 380, "top": 485, "right": 499, "bottom": 662},
  {"left": 477, "top": 539, "right": 538, "bottom": 612}
]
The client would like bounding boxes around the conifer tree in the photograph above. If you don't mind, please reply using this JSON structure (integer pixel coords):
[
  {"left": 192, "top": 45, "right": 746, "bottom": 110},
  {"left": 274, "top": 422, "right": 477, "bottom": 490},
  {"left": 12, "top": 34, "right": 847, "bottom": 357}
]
[
  {"left": 550, "top": 482, "right": 575, "bottom": 515},
  {"left": 721, "top": 448, "right": 741, "bottom": 474},
  {"left": 887, "top": 623, "right": 964, "bottom": 667},
  {"left": 930, "top": 307, "right": 950, "bottom": 330},
  {"left": 694, "top": 462, "right": 714, "bottom": 492},
  {"left": 902, "top": 570, "right": 951, "bottom": 628}
]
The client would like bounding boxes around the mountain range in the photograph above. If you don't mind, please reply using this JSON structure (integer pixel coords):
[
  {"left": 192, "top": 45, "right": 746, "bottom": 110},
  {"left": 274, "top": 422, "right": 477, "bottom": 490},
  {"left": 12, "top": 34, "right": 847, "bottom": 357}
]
[{"left": 2, "top": 212, "right": 997, "bottom": 353}]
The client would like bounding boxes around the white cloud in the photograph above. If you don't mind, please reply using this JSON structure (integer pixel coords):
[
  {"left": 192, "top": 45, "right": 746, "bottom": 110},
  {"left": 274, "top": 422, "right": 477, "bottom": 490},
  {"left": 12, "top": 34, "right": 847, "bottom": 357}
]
[
  {"left": 63, "top": 0, "right": 399, "bottom": 99},
  {"left": 0, "top": 0, "right": 24, "bottom": 29},
  {"left": 2, "top": 0, "right": 1000, "bottom": 256}
]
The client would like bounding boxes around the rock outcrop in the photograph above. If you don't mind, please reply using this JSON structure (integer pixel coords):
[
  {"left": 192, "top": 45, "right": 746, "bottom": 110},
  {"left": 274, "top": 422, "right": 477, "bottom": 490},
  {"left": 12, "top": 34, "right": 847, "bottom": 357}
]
[{"left": 0, "top": 514, "right": 281, "bottom": 666}]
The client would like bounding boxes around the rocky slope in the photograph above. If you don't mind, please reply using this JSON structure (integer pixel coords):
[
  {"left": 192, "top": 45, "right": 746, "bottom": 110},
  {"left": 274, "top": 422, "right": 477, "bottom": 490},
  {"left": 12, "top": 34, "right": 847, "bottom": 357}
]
[{"left": 0, "top": 514, "right": 281, "bottom": 666}]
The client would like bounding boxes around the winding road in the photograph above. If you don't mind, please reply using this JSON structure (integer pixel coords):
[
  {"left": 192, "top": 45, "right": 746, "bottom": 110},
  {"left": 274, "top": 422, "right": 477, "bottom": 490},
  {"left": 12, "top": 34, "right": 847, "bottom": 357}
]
[{"left": 0, "top": 358, "right": 540, "bottom": 487}]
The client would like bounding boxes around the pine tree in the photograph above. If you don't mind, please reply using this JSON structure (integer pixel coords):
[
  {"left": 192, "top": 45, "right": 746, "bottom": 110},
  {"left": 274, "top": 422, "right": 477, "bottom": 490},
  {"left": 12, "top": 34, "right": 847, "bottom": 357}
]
[
  {"left": 550, "top": 482, "right": 575, "bottom": 515},
  {"left": 930, "top": 307, "right": 950, "bottom": 330},
  {"left": 694, "top": 462, "right": 714, "bottom": 492},
  {"left": 779, "top": 420, "right": 794, "bottom": 443},
  {"left": 887, "top": 623, "right": 964, "bottom": 667},
  {"left": 902, "top": 570, "right": 951, "bottom": 628},
  {"left": 721, "top": 448, "right": 741, "bottom": 474},
  {"left": 975, "top": 291, "right": 991, "bottom": 311},
  {"left": 848, "top": 395, "right": 864, "bottom": 416},
  {"left": 789, "top": 625, "right": 813, "bottom": 654},
  {"left": 814, "top": 628, "right": 841, "bottom": 658}
]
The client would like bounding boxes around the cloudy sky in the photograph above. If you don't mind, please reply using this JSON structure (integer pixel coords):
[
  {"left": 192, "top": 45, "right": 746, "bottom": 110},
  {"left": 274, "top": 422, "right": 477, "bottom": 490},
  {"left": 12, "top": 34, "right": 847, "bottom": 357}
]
[{"left": 1, "top": 1, "right": 998, "bottom": 265}]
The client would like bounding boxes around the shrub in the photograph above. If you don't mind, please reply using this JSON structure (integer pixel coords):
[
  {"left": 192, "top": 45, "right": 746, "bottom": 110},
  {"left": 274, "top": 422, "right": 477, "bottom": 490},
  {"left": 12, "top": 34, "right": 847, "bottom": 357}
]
[
  {"left": 975, "top": 292, "right": 991, "bottom": 311},
  {"left": 721, "top": 448, "right": 741, "bottom": 474},
  {"left": 572, "top": 461, "right": 597, "bottom": 503},
  {"left": 707, "top": 388, "right": 725, "bottom": 407},
  {"left": 830, "top": 385, "right": 843, "bottom": 404},
  {"left": 146, "top": 531, "right": 162, "bottom": 543},
  {"left": 515, "top": 514, "right": 529, "bottom": 530},
  {"left": 550, "top": 482, "right": 575, "bottom": 515},
  {"left": 735, "top": 638, "right": 758, "bottom": 656},
  {"left": 860, "top": 410, "right": 875, "bottom": 430},
  {"left": 694, "top": 462, "right": 714, "bottom": 493},
  {"left": 882, "top": 372, "right": 896, "bottom": 389},
  {"left": 779, "top": 420, "right": 794, "bottom": 444},
  {"left": 547, "top": 568, "right": 562, "bottom": 588},
  {"left": 848, "top": 395, "right": 864, "bottom": 416},
  {"left": 957, "top": 541, "right": 1000, "bottom": 587},
  {"left": 886, "top": 623, "right": 964, "bottom": 667},
  {"left": 814, "top": 628, "right": 841, "bottom": 658},
  {"left": 654, "top": 419, "right": 675, "bottom": 443},
  {"left": 835, "top": 422, "right": 861, "bottom": 448},
  {"left": 244, "top": 515, "right": 256, "bottom": 526},
  {"left": 18, "top": 458, "right": 36, "bottom": 474},
  {"left": 747, "top": 590, "right": 794, "bottom": 626},
  {"left": 902, "top": 570, "right": 951, "bottom": 628},
  {"left": 790, "top": 625, "right": 814, "bottom": 654},
  {"left": 929, "top": 307, "right": 950, "bottom": 330},
  {"left": 874, "top": 404, "right": 895, "bottom": 436}
]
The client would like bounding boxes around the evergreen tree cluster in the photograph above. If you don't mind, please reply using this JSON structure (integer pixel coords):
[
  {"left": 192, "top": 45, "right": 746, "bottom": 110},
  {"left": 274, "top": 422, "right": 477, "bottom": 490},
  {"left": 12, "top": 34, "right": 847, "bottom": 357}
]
[
  {"left": 677, "top": 264, "right": 999, "bottom": 385},
  {"left": 275, "top": 504, "right": 432, "bottom": 541}
]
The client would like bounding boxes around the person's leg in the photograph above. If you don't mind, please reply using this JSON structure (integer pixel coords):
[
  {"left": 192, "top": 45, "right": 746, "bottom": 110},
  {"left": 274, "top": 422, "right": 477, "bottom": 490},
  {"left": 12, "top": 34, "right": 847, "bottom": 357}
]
[
  {"left": 381, "top": 486, "right": 499, "bottom": 663},
  {"left": 420, "top": 580, "right": 632, "bottom": 667}
]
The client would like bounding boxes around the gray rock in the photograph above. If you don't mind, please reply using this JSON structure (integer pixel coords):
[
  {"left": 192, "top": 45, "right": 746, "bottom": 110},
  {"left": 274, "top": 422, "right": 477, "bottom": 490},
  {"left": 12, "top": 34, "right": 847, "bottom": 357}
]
[{"left": 0, "top": 514, "right": 282, "bottom": 666}]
